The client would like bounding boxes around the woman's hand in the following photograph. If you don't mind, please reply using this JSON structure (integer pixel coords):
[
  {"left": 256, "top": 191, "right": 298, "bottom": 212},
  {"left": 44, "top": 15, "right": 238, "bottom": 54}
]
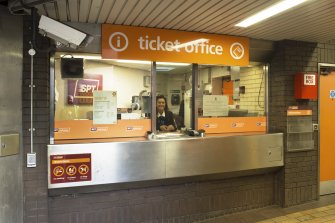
[
  {"left": 167, "top": 125, "right": 175, "bottom": 131},
  {"left": 160, "top": 125, "right": 169, "bottom": 131},
  {"left": 159, "top": 125, "right": 175, "bottom": 131}
]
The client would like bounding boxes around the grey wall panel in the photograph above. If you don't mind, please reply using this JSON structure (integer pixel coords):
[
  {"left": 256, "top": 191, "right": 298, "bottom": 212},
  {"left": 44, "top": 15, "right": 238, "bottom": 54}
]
[
  {"left": 0, "top": 6, "right": 23, "bottom": 223},
  {"left": 48, "top": 141, "right": 166, "bottom": 188},
  {"left": 166, "top": 134, "right": 283, "bottom": 178}
]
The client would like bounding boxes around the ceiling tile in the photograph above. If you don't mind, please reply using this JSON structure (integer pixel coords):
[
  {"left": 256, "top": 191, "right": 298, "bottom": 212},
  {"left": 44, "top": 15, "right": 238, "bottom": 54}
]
[{"left": 31, "top": 0, "right": 335, "bottom": 43}]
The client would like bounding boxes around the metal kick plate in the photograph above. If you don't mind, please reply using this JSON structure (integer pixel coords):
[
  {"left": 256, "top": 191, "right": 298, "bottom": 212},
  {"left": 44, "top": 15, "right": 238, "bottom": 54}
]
[{"left": 0, "top": 134, "right": 19, "bottom": 157}]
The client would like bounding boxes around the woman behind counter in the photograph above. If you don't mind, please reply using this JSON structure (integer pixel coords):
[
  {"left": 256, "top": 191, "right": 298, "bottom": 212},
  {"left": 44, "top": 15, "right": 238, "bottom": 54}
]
[{"left": 156, "top": 95, "right": 176, "bottom": 132}]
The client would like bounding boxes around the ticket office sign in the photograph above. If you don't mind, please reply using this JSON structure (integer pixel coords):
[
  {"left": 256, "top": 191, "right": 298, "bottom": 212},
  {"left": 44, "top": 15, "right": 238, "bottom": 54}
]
[
  {"left": 50, "top": 154, "right": 91, "bottom": 184},
  {"left": 102, "top": 24, "right": 249, "bottom": 66}
]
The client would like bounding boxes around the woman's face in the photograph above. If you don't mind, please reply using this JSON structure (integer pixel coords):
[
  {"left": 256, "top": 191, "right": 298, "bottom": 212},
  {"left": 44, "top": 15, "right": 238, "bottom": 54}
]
[{"left": 157, "top": 98, "right": 166, "bottom": 113}]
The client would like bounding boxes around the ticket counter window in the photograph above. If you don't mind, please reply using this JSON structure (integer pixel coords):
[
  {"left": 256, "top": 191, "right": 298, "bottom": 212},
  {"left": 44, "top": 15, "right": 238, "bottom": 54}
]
[
  {"left": 197, "top": 64, "right": 267, "bottom": 134},
  {"left": 155, "top": 63, "right": 192, "bottom": 131},
  {"left": 54, "top": 54, "right": 152, "bottom": 142}
]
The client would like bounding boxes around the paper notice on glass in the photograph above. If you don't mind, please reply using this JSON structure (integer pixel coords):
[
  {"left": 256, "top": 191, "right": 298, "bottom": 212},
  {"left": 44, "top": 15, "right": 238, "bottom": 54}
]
[
  {"left": 203, "top": 95, "right": 229, "bottom": 117},
  {"left": 93, "top": 91, "right": 117, "bottom": 124}
]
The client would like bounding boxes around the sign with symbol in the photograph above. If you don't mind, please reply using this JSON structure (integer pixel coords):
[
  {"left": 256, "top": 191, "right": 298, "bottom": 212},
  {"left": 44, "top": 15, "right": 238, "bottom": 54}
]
[
  {"left": 67, "top": 74, "right": 103, "bottom": 105},
  {"left": 102, "top": 24, "right": 249, "bottom": 66},
  {"left": 50, "top": 154, "right": 91, "bottom": 184},
  {"left": 78, "top": 164, "right": 89, "bottom": 175},
  {"left": 53, "top": 166, "right": 64, "bottom": 177},
  {"left": 330, "top": 90, "right": 335, "bottom": 99},
  {"left": 304, "top": 74, "right": 316, "bottom": 86},
  {"left": 66, "top": 165, "right": 77, "bottom": 176}
]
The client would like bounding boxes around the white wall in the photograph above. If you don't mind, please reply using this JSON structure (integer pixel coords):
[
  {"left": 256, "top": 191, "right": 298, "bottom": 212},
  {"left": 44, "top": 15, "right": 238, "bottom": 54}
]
[
  {"left": 239, "top": 65, "right": 265, "bottom": 115},
  {"left": 86, "top": 63, "right": 150, "bottom": 107}
]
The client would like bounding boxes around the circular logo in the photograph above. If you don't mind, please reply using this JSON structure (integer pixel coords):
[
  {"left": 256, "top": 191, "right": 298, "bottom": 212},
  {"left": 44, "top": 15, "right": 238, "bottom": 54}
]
[
  {"left": 78, "top": 164, "right": 89, "bottom": 175},
  {"left": 109, "top": 32, "right": 128, "bottom": 52},
  {"left": 66, "top": 165, "right": 77, "bottom": 176},
  {"left": 230, "top": 42, "right": 245, "bottom": 60},
  {"left": 53, "top": 166, "right": 64, "bottom": 177}
]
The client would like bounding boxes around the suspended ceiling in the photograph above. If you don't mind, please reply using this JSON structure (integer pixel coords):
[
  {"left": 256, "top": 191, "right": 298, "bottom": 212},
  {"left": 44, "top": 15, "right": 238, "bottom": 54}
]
[{"left": 9, "top": 0, "right": 335, "bottom": 43}]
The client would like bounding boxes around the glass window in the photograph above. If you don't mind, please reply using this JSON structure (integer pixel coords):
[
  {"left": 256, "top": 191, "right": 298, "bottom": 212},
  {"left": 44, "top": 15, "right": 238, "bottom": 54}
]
[
  {"left": 197, "top": 63, "right": 267, "bottom": 134},
  {"left": 53, "top": 52, "right": 267, "bottom": 141},
  {"left": 54, "top": 53, "right": 152, "bottom": 141},
  {"left": 155, "top": 63, "right": 192, "bottom": 132}
]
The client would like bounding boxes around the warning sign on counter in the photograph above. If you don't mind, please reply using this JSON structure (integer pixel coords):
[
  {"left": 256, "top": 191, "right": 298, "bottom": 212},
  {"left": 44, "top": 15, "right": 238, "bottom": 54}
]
[{"left": 50, "top": 154, "right": 91, "bottom": 184}]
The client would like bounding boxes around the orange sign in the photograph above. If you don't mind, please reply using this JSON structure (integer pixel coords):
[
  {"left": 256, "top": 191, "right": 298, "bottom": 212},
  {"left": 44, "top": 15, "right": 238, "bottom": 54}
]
[
  {"left": 102, "top": 25, "right": 249, "bottom": 66},
  {"left": 287, "top": 109, "right": 312, "bottom": 116},
  {"left": 198, "top": 117, "right": 266, "bottom": 134}
]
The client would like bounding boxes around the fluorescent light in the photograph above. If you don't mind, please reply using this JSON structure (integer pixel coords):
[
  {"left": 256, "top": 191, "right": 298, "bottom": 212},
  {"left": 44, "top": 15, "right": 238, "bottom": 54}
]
[
  {"left": 156, "top": 67, "right": 174, "bottom": 71},
  {"left": 116, "top": 59, "right": 190, "bottom": 66},
  {"left": 171, "top": 38, "right": 209, "bottom": 50},
  {"left": 60, "top": 54, "right": 102, "bottom": 60},
  {"left": 59, "top": 56, "right": 190, "bottom": 66},
  {"left": 157, "top": 62, "right": 189, "bottom": 66},
  {"left": 115, "top": 59, "right": 151, "bottom": 64},
  {"left": 235, "top": 0, "right": 308, "bottom": 27}
]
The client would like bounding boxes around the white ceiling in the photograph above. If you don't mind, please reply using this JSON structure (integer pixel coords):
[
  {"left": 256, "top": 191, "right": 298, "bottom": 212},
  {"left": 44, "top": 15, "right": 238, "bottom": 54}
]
[{"left": 30, "top": 0, "right": 334, "bottom": 43}]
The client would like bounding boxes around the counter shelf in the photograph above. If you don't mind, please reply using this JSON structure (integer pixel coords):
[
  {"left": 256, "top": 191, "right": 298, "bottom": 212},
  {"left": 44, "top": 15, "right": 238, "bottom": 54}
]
[{"left": 48, "top": 133, "right": 284, "bottom": 193}]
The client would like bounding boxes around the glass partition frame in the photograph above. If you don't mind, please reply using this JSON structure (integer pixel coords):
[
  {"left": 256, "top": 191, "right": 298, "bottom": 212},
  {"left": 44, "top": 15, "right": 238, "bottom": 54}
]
[{"left": 49, "top": 54, "right": 269, "bottom": 143}]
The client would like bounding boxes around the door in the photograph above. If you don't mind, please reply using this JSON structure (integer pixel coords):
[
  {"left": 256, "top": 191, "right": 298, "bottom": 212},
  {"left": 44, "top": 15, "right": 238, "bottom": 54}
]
[{"left": 320, "top": 68, "right": 335, "bottom": 195}]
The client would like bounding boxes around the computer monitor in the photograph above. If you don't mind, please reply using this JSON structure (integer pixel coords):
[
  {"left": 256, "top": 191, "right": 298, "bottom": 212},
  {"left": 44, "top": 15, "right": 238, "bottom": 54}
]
[
  {"left": 228, "top": 109, "right": 248, "bottom": 117},
  {"left": 61, "top": 58, "right": 84, "bottom": 79}
]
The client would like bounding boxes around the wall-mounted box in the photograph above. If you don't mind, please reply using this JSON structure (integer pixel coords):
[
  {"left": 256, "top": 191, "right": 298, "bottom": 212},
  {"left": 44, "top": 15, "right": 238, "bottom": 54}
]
[
  {"left": 294, "top": 73, "right": 318, "bottom": 99},
  {"left": 0, "top": 134, "right": 19, "bottom": 157}
]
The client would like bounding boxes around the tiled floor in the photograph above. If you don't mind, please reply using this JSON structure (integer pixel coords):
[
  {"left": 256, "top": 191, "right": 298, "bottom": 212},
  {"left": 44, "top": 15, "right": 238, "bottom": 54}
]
[{"left": 200, "top": 194, "right": 335, "bottom": 223}]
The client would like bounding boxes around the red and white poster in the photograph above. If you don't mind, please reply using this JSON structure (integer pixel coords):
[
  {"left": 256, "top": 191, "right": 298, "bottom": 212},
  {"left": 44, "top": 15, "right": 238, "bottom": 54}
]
[
  {"left": 67, "top": 74, "right": 103, "bottom": 105},
  {"left": 50, "top": 153, "right": 91, "bottom": 184}
]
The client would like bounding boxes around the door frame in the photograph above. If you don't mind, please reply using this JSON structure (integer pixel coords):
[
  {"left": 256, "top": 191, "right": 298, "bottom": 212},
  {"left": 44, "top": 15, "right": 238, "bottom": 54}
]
[{"left": 318, "top": 63, "right": 335, "bottom": 195}]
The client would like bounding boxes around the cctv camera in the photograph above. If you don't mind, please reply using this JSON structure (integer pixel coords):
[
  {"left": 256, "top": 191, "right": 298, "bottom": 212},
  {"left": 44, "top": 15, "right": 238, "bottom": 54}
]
[{"left": 38, "top": 15, "right": 93, "bottom": 49}]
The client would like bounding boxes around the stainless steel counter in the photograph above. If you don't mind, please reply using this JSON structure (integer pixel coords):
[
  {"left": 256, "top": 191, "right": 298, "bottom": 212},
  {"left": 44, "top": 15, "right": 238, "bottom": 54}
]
[{"left": 48, "top": 133, "right": 283, "bottom": 189}]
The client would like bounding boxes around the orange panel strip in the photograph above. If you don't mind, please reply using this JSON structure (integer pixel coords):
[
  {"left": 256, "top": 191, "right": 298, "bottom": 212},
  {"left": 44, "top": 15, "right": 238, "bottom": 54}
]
[
  {"left": 54, "top": 119, "right": 151, "bottom": 140},
  {"left": 198, "top": 117, "right": 266, "bottom": 134}
]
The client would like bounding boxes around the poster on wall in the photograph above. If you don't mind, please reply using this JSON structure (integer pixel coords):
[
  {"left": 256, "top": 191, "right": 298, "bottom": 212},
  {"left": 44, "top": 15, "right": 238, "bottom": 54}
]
[
  {"left": 93, "top": 91, "right": 117, "bottom": 124},
  {"left": 203, "top": 95, "right": 229, "bottom": 117},
  {"left": 67, "top": 74, "right": 103, "bottom": 105},
  {"left": 50, "top": 153, "right": 91, "bottom": 184}
]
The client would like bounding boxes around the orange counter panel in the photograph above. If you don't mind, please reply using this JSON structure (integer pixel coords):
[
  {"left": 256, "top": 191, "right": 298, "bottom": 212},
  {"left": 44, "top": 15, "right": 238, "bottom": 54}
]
[
  {"left": 54, "top": 119, "right": 151, "bottom": 140},
  {"left": 198, "top": 117, "right": 266, "bottom": 134}
]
